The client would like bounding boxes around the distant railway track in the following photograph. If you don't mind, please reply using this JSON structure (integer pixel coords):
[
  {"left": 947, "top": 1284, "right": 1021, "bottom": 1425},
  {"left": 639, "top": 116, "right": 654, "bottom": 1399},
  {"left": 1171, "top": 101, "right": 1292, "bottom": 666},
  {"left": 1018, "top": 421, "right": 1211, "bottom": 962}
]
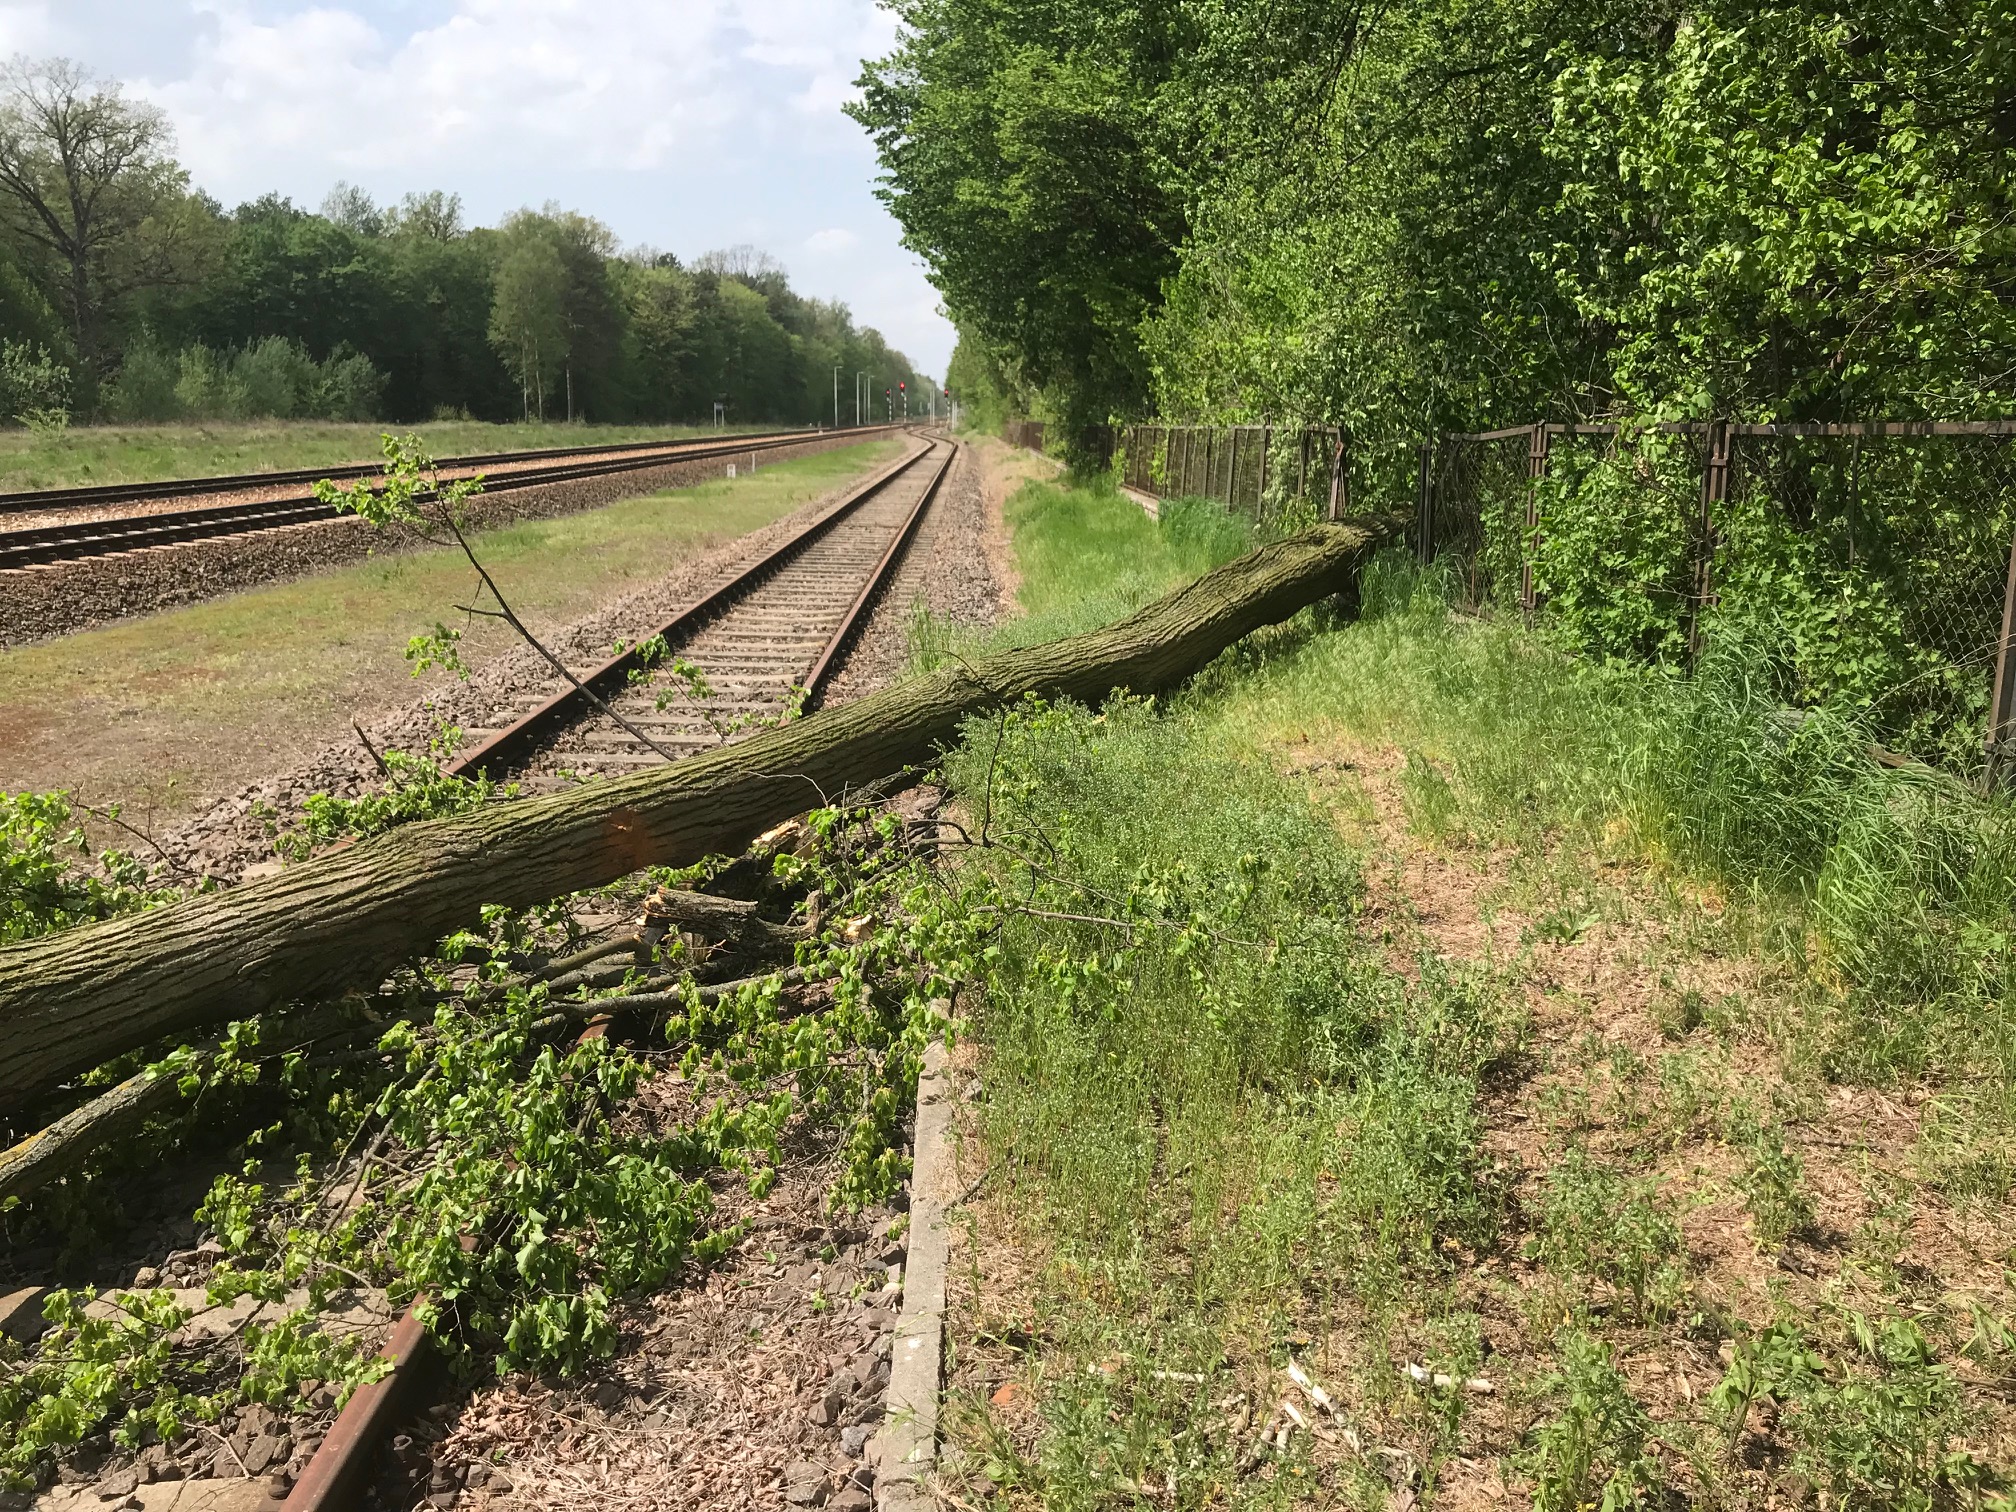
[
  {"left": 0, "top": 425, "right": 901, "bottom": 570},
  {"left": 444, "top": 434, "right": 955, "bottom": 785}
]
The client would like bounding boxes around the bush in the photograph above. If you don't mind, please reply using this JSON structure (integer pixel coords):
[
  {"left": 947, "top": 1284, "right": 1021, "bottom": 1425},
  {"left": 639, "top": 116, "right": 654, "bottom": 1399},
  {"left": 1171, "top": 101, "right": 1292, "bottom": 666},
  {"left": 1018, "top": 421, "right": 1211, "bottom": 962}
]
[
  {"left": 0, "top": 339, "right": 72, "bottom": 425},
  {"left": 103, "top": 333, "right": 181, "bottom": 421},
  {"left": 105, "top": 335, "right": 387, "bottom": 423}
]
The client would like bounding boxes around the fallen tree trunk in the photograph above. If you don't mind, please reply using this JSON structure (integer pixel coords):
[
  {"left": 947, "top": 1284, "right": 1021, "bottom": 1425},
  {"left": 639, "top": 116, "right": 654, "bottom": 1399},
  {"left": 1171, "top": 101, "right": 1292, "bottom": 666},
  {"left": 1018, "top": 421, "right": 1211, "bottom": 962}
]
[{"left": 0, "top": 520, "right": 1385, "bottom": 1117}]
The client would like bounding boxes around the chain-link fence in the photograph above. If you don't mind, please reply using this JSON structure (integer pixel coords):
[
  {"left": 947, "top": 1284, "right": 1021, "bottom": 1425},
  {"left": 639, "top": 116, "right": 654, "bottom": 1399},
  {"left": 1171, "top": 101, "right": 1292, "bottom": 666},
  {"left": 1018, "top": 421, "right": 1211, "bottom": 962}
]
[{"left": 1421, "top": 421, "right": 2016, "bottom": 771}]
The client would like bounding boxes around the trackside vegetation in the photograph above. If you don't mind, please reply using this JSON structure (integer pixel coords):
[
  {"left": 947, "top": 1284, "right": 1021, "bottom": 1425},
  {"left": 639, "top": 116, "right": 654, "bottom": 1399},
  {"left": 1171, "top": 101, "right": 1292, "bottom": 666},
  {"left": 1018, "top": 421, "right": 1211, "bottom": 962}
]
[
  {"left": 858, "top": 0, "right": 2016, "bottom": 470},
  {"left": 925, "top": 462, "right": 2016, "bottom": 1508},
  {"left": 5, "top": 439, "right": 2016, "bottom": 1504}
]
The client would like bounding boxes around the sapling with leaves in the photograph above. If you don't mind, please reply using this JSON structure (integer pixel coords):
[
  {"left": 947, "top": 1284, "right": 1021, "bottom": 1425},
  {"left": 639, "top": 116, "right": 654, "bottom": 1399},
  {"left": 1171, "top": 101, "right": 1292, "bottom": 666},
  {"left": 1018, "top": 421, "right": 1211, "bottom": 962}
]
[{"left": 313, "top": 433, "right": 681, "bottom": 762}]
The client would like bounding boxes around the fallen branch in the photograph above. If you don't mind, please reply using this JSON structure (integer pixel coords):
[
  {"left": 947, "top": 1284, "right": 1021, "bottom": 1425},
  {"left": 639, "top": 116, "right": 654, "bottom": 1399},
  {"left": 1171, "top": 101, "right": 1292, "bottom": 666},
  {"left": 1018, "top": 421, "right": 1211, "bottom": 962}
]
[
  {"left": 0, "top": 520, "right": 1385, "bottom": 1116},
  {"left": 0, "top": 1000, "right": 390, "bottom": 1205}
]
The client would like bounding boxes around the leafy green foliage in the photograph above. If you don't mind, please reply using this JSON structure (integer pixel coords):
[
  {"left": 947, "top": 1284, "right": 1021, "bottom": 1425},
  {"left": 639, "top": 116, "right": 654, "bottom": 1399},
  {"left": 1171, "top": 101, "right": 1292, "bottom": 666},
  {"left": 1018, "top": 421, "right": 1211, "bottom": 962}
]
[
  {"left": 864, "top": 0, "right": 2016, "bottom": 486},
  {"left": 0, "top": 336, "right": 70, "bottom": 425},
  {"left": 0, "top": 790, "right": 175, "bottom": 943},
  {"left": 0, "top": 1288, "right": 385, "bottom": 1490},
  {"left": 314, "top": 430, "right": 485, "bottom": 532},
  {"left": 276, "top": 731, "right": 508, "bottom": 862},
  {"left": 1714, "top": 1316, "right": 1989, "bottom": 1510},
  {"left": 851, "top": 1, "right": 1186, "bottom": 464},
  {"left": 1526, "top": 1329, "right": 1662, "bottom": 1512},
  {"left": 1, "top": 794, "right": 979, "bottom": 1482}
]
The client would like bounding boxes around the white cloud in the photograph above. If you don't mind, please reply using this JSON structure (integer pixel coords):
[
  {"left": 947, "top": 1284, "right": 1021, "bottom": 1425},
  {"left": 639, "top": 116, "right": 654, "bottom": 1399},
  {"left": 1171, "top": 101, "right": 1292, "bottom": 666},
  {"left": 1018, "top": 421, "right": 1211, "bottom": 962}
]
[
  {"left": 136, "top": 0, "right": 894, "bottom": 186},
  {"left": 804, "top": 227, "right": 859, "bottom": 256},
  {"left": 0, "top": 0, "right": 953, "bottom": 373}
]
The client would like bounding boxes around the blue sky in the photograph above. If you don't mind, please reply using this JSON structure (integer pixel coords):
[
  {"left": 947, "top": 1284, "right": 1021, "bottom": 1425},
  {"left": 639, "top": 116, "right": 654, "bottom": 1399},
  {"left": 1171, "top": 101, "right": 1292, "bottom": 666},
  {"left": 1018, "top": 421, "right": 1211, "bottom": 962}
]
[{"left": 0, "top": 0, "right": 952, "bottom": 379}]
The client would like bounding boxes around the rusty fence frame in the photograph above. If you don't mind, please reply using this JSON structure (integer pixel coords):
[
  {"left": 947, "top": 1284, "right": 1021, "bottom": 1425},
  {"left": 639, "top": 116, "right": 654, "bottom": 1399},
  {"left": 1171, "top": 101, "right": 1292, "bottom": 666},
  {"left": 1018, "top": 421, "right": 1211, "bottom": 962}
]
[
  {"left": 999, "top": 419, "right": 1353, "bottom": 522},
  {"left": 1420, "top": 418, "right": 2016, "bottom": 772}
]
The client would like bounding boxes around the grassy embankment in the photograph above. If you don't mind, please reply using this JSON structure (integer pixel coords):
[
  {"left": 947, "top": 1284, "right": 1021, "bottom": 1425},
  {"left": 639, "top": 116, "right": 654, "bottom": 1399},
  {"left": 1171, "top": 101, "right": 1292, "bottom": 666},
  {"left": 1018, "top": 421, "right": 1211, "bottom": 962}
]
[
  {"left": 930, "top": 468, "right": 2016, "bottom": 1508},
  {"left": 0, "top": 439, "right": 902, "bottom": 822},
  {"left": 0, "top": 418, "right": 802, "bottom": 494}
]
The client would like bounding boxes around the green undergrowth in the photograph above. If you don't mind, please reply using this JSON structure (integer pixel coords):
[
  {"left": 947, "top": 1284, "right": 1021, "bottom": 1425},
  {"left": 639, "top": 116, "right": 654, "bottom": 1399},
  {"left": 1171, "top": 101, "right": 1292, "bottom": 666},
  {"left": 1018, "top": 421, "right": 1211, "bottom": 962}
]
[
  {"left": 1213, "top": 554, "right": 2016, "bottom": 1106},
  {"left": 929, "top": 476, "right": 2016, "bottom": 1506},
  {"left": 940, "top": 695, "right": 1522, "bottom": 1506}
]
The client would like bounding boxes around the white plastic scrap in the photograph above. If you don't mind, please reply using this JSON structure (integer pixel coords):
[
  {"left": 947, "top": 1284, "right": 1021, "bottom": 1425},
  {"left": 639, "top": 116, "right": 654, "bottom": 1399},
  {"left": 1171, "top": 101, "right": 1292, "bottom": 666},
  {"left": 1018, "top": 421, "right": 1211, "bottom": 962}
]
[
  {"left": 1404, "top": 1361, "right": 1495, "bottom": 1394},
  {"left": 1286, "top": 1357, "right": 1338, "bottom": 1415}
]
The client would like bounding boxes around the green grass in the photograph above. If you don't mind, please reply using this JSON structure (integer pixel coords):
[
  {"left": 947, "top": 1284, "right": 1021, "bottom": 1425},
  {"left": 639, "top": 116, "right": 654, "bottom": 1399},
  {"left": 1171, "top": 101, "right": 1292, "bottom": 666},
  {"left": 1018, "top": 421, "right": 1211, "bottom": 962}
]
[
  {"left": 941, "top": 694, "right": 1516, "bottom": 1508},
  {"left": 0, "top": 439, "right": 901, "bottom": 824},
  {"left": 910, "top": 480, "right": 1256, "bottom": 675},
  {"left": 929, "top": 475, "right": 2016, "bottom": 1507},
  {"left": 0, "top": 417, "right": 800, "bottom": 493},
  {"left": 1201, "top": 555, "right": 2016, "bottom": 1093}
]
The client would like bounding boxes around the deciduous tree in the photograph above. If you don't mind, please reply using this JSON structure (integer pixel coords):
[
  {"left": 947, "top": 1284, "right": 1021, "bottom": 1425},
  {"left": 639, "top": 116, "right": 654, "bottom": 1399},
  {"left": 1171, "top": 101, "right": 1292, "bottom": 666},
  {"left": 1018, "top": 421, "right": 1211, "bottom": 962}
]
[{"left": 0, "top": 56, "right": 195, "bottom": 377}]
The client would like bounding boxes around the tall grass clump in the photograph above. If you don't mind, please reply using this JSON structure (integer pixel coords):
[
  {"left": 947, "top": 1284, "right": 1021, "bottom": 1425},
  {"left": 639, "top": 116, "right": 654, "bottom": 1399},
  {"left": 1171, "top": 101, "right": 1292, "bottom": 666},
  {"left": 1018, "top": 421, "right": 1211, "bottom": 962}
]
[
  {"left": 940, "top": 695, "right": 1519, "bottom": 1496},
  {"left": 1219, "top": 548, "right": 2016, "bottom": 1095}
]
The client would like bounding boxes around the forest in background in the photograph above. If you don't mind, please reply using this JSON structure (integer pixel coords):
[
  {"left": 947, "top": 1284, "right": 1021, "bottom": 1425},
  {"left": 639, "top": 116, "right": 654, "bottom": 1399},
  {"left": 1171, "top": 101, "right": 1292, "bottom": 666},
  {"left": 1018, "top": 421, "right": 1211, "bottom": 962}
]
[
  {"left": 857, "top": 0, "right": 2016, "bottom": 475},
  {"left": 0, "top": 57, "right": 932, "bottom": 431}
]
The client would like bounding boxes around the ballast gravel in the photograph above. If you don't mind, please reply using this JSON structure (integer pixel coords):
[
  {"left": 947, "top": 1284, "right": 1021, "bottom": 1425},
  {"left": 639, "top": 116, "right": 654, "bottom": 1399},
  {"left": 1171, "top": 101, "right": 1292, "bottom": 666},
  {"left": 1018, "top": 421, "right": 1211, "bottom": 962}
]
[
  {"left": 0, "top": 430, "right": 883, "bottom": 647},
  {"left": 151, "top": 441, "right": 1001, "bottom": 888}
]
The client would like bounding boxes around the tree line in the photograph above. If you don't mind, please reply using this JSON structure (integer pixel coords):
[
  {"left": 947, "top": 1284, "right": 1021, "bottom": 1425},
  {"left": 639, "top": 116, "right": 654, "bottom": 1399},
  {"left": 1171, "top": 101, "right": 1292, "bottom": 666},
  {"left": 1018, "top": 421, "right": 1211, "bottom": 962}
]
[
  {"left": 0, "top": 56, "right": 933, "bottom": 429},
  {"left": 853, "top": 0, "right": 2016, "bottom": 475}
]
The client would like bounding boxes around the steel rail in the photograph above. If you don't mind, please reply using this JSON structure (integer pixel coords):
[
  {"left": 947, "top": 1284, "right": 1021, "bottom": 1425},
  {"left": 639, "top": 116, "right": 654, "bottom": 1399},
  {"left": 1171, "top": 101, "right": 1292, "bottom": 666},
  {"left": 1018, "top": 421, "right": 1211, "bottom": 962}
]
[
  {"left": 445, "top": 437, "right": 953, "bottom": 779},
  {"left": 286, "top": 442, "right": 954, "bottom": 1507},
  {"left": 0, "top": 427, "right": 904, "bottom": 570},
  {"left": 0, "top": 423, "right": 895, "bottom": 517}
]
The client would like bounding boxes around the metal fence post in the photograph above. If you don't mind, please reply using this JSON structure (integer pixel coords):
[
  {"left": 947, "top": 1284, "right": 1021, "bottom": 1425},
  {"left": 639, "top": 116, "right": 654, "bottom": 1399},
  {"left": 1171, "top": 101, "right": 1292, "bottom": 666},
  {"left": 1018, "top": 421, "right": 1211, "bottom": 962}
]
[
  {"left": 1690, "top": 420, "right": 1731, "bottom": 663},
  {"left": 1328, "top": 429, "right": 1349, "bottom": 522},
  {"left": 1987, "top": 527, "right": 2016, "bottom": 784},
  {"left": 1522, "top": 423, "right": 1550, "bottom": 614},
  {"left": 1416, "top": 439, "right": 1436, "bottom": 561}
]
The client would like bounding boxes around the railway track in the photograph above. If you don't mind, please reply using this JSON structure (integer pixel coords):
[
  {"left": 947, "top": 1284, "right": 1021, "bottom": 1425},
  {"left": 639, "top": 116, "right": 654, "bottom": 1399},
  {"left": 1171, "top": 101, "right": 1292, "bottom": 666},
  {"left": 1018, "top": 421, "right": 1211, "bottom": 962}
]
[
  {"left": 267, "top": 437, "right": 958, "bottom": 1507},
  {"left": 445, "top": 434, "right": 955, "bottom": 785},
  {"left": 0, "top": 424, "right": 899, "bottom": 570}
]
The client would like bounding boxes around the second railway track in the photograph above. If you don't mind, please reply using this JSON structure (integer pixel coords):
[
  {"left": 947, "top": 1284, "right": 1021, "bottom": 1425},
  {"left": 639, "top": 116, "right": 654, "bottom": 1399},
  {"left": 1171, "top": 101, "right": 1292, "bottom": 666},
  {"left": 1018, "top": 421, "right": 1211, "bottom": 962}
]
[
  {"left": 0, "top": 424, "right": 901, "bottom": 571},
  {"left": 445, "top": 435, "right": 956, "bottom": 786}
]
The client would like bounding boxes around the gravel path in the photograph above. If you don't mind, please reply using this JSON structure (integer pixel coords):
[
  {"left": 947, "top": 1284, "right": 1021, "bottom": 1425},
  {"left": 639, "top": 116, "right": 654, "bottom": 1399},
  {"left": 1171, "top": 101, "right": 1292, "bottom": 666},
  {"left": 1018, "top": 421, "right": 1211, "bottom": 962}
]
[{"left": 818, "top": 440, "right": 1001, "bottom": 707}]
